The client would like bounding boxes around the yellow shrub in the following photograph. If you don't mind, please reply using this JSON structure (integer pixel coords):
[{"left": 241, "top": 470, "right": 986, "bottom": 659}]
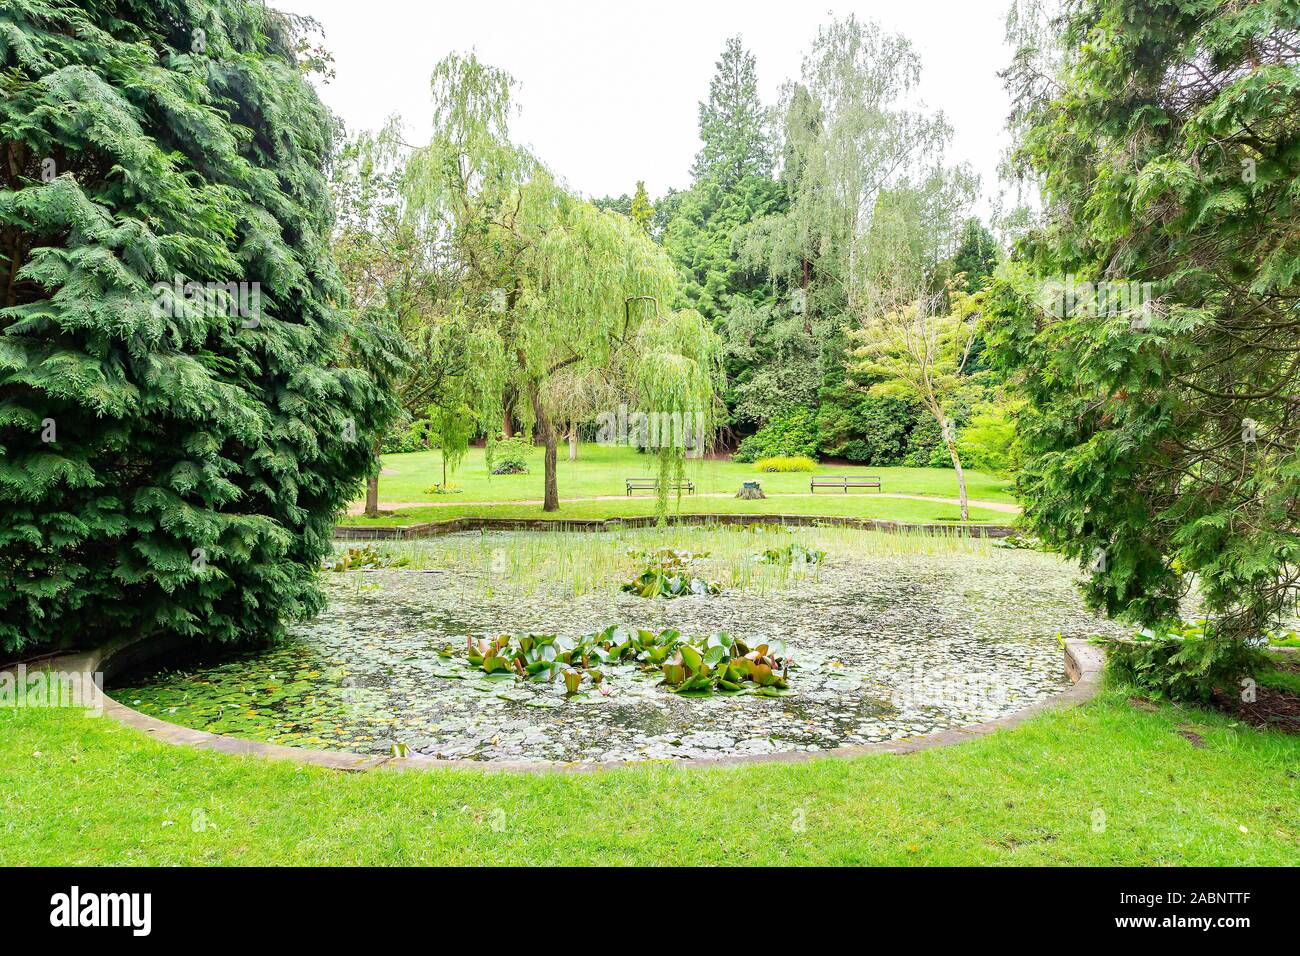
[{"left": 754, "top": 455, "right": 818, "bottom": 473}]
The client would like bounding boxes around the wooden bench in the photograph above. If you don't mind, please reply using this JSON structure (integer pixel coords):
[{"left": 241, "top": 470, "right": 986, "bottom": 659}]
[
  {"left": 626, "top": 477, "right": 696, "bottom": 496},
  {"left": 810, "top": 476, "right": 882, "bottom": 494}
]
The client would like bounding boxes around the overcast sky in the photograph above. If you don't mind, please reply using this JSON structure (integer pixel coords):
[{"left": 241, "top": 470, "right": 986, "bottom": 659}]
[{"left": 276, "top": 0, "right": 1018, "bottom": 212}]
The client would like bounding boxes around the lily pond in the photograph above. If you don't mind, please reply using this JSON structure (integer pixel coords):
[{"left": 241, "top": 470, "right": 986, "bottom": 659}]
[{"left": 114, "top": 526, "right": 1132, "bottom": 763}]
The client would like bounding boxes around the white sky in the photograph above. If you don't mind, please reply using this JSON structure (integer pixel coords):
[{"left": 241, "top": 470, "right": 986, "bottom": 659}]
[{"left": 276, "top": 0, "right": 1017, "bottom": 212}]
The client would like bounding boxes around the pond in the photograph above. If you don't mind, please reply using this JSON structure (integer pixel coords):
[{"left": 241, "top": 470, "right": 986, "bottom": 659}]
[{"left": 113, "top": 528, "right": 1131, "bottom": 762}]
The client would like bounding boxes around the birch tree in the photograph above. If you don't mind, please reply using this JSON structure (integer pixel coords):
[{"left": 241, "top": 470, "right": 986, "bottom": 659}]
[{"left": 848, "top": 172, "right": 979, "bottom": 519}]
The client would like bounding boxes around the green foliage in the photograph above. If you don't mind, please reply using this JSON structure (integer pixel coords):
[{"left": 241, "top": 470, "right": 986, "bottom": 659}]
[
  {"left": 955, "top": 400, "right": 1020, "bottom": 475},
  {"left": 991, "top": 0, "right": 1300, "bottom": 642},
  {"left": 753, "top": 455, "right": 817, "bottom": 473},
  {"left": 455, "top": 626, "right": 791, "bottom": 698},
  {"left": 1097, "top": 621, "right": 1271, "bottom": 704},
  {"left": 660, "top": 633, "right": 790, "bottom": 696},
  {"left": 381, "top": 417, "right": 432, "bottom": 455},
  {"left": 0, "top": 0, "right": 393, "bottom": 653},
  {"left": 488, "top": 435, "right": 531, "bottom": 475},
  {"left": 755, "top": 543, "right": 826, "bottom": 565},
  {"left": 902, "top": 413, "right": 947, "bottom": 467},
  {"left": 665, "top": 175, "right": 787, "bottom": 326},
  {"left": 948, "top": 218, "right": 1000, "bottom": 293},
  {"left": 620, "top": 548, "right": 722, "bottom": 598},
  {"left": 733, "top": 408, "right": 820, "bottom": 462},
  {"left": 323, "top": 546, "right": 410, "bottom": 572},
  {"left": 816, "top": 391, "right": 911, "bottom": 464},
  {"left": 992, "top": 532, "right": 1045, "bottom": 551},
  {"left": 691, "top": 36, "right": 774, "bottom": 188},
  {"left": 629, "top": 181, "right": 654, "bottom": 236}
]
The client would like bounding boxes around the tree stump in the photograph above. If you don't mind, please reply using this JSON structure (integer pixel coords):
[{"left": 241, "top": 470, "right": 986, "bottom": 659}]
[{"left": 735, "top": 481, "right": 766, "bottom": 500}]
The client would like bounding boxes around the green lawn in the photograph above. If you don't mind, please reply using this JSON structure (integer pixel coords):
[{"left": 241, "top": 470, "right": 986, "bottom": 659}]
[
  {"left": 3, "top": 686, "right": 1295, "bottom": 865},
  {"left": 339, "top": 495, "right": 1013, "bottom": 527},
  {"left": 364, "top": 443, "right": 1018, "bottom": 505}
]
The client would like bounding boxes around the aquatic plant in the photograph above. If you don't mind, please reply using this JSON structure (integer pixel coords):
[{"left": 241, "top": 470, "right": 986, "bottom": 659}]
[
  {"left": 993, "top": 533, "right": 1044, "bottom": 551},
  {"left": 328, "top": 525, "right": 992, "bottom": 598},
  {"left": 756, "top": 543, "right": 827, "bottom": 566},
  {"left": 452, "top": 626, "right": 792, "bottom": 697},
  {"left": 660, "top": 634, "right": 791, "bottom": 696},
  {"left": 621, "top": 548, "right": 722, "bottom": 598},
  {"left": 323, "top": 546, "right": 412, "bottom": 572}
]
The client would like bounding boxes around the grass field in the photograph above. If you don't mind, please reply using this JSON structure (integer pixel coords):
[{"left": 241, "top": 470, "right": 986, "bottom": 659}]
[
  {"left": 339, "top": 495, "right": 1014, "bottom": 526},
  {"left": 3, "top": 685, "right": 1295, "bottom": 865},
  {"left": 346, "top": 443, "right": 1018, "bottom": 526}
]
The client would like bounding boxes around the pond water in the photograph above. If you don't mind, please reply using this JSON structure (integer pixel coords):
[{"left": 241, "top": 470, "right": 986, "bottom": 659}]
[{"left": 114, "top": 532, "right": 1131, "bottom": 762}]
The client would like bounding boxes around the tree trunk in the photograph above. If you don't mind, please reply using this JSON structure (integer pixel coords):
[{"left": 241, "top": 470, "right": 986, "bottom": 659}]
[
  {"left": 945, "top": 439, "right": 969, "bottom": 522},
  {"left": 541, "top": 424, "right": 559, "bottom": 511},
  {"left": 364, "top": 474, "right": 380, "bottom": 518},
  {"left": 568, "top": 424, "right": 578, "bottom": 461},
  {"left": 361, "top": 435, "right": 383, "bottom": 518},
  {"left": 363, "top": 436, "right": 384, "bottom": 518},
  {"left": 502, "top": 403, "right": 514, "bottom": 439},
  {"left": 530, "top": 386, "right": 560, "bottom": 512}
]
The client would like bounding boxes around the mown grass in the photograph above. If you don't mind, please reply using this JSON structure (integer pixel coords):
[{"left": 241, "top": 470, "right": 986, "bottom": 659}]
[
  {"left": 3, "top": 686, "right": 1295, "bottom": 865},
  {"left": 340, "top": 495, "right": 1014, "bottom": 527},
  {"left": 363, "top": 443, "right": 1018, "bottom": 506}
]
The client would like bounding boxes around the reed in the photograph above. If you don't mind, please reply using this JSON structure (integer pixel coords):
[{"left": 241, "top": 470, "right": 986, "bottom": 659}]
[{"left": 328, "top": 523, "right": 994, "bottom": 601}]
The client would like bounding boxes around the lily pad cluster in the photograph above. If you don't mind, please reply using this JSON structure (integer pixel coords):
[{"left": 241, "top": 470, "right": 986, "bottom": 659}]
[
  {"left": 621, "top": 548, "right": 722, "bottom": 598},
  {"left": 755, "top": 543, "right": 827, "bottom": 566},
  {"left": 452, "top": 626, "right": 792, "bottom": 698},
  {"left": 660, "top": 633, "right": 791, "bottom": 696},
  {"left": 322, "top": 546, "right": 410, "bottom": 572}
]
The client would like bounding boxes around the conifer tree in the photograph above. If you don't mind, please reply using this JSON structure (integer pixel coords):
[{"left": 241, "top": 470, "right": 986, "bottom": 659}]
[
  {"left": 691, "top": 36, "right": 773, "bottom": 187},
  {"left": 0, "top": 0, "right": 394, "bottom": 653},
  {"left": 991, "top": 0, "right": 1300, "bottom": 646}
]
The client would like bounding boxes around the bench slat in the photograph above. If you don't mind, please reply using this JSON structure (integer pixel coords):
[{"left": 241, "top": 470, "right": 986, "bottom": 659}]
[
  {"left": 810, "top": 476, "right": 882, "bottom": 493},
  {"left": 626, "top": 477, "right": 695, "bottom": 496}
]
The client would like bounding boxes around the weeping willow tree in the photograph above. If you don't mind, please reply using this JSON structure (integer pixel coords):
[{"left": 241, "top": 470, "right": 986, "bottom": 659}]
[
  {"left": 405, "top": 53, "right": 723, "bottom": 513},
  {"left": 332, "top": 101, "right": 507, "bottom": 515},
  {"left": 630, "top": 302, "right": 726, "bottom": 516},
  {"left": 514, "top": 179, "right": 722, "bottom": 511}
]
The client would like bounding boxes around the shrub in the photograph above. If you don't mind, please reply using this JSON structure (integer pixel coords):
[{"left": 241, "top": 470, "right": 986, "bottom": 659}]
[
  {"left": 488, "top": 435, "right": 532, "bottom": 475},
  {"left": 956, "top": 400, "right": 1020, "bottom": 474},
  {"left": 902, "top": 414, "right": 947, "bottom": 467},
  {"left": 381, "top": 418, "right": 432, "bottom": 455},
  {"left": 733, "top": 408, "right": 819, "bottom": 462},
  {"left": 817, "top": 393, "right": 910, "bottom": 465},
  {"left": 0, "top": 2, "right": 391, "bottom": 654},
  {"left": 1096, "top": 621, "right": 1270, "bottom": 703},
  {"left": 754, "top": 455, "right": 817, "bottom": 473}
]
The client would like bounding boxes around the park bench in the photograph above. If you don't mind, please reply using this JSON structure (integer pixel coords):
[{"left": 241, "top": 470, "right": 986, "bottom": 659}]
[
  {"left": 810, "top": 476, "right": 882, "bottom": 494},
  {"left": 626, "top": 477, "right": 696, "bottom": 496}
]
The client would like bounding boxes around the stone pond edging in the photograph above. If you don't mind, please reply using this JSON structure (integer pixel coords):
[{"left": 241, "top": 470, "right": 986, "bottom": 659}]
[
  {"left": 20, "top": 635, "right": 1105, "bottom": 775},
  {"left": 335, "top": 513, "right": 1019, "bottom": 541}
]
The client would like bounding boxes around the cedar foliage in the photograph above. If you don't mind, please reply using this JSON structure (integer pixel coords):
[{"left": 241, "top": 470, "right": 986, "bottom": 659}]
[
  {"left": 990, "top": 0, "right": 1300, "bottom": 642},
  {"left": 0, "top": 0, "right": 393, "bottom": 653}
]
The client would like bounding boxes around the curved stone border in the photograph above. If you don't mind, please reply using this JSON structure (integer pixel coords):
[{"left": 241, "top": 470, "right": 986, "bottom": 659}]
[
  {"left": 15, "top": 635, "right": 1103, "bottom": 774},
  {"left": 336, "top": 512, "right": 1018, "bottom": 541}
]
